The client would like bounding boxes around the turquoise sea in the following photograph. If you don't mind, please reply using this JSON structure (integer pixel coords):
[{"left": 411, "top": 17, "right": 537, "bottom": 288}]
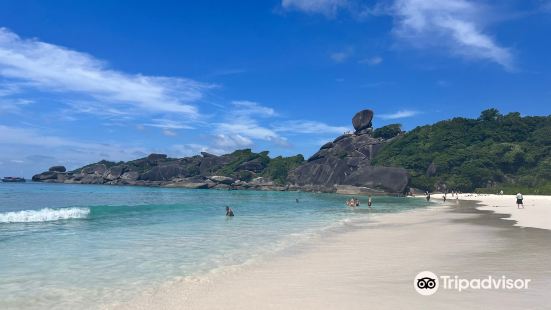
[{"left": 0, "top": 182, "right": 428, "bottom": 309}]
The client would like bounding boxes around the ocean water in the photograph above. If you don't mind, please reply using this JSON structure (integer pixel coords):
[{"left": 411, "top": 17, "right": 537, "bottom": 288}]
[{"left": 0, "top": 182, "right": 428, "bottom": 309}]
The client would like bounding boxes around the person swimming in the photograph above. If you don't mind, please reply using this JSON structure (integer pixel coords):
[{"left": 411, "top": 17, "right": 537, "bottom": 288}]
[{"left": 225, "top": 206, "right": 234, "bottom": 217}]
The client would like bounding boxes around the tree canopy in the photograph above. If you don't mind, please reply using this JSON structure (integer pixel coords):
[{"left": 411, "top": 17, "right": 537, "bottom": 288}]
[{"left": 372, "top": 109, "right": 551, "bottom": 194}]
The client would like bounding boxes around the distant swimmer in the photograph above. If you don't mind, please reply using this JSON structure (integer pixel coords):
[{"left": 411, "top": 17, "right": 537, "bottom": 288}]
[
  {"left": 367, "top": 195, "right": 372, "bottom": 208},
  {"left": 516, "top": 193, "right": 524, "bottom": 209},
  {"left": 296, "top": 198, "right": 299, "bottom": 203},
  {"left": 346, "top": 198, "right": 358, "bottom": 207},
  {"left": 225, "top": 206, "right": 235, "bottom": 217}
]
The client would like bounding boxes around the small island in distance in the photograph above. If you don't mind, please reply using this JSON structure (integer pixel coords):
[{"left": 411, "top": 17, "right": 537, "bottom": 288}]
[{"left": 32, "top": 108, "right": 551, "bottom": 195}]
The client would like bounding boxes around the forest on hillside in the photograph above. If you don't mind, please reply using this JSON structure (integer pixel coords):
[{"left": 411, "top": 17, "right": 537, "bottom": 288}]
[{"left": 372, "top": 109, "right": 551, "bottom": 194}]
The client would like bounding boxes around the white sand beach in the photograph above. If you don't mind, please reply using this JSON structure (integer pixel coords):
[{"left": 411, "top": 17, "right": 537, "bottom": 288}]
[
  {"left": 429, "top": 194, "right": 551, "bottom": 231},
  {"left": 114, "top": 202, "right": 551, "bottom": 310}
]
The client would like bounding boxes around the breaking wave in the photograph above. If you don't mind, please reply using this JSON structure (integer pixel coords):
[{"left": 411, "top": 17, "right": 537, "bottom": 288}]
[{"left": 0, "top": 207, "right": 90, "bottom": 223}]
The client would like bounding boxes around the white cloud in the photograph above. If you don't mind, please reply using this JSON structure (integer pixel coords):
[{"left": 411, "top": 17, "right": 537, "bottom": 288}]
[
  {"left": 0, "top": 125, "right": 92, "bottom": 148},
  {"left": 212, "top": 101, "right": 310, "bottom": 151},
  {"left": 171, "top": 143, "right": 216, "bottom": 157},
  {"left": 391, "top": 0, "right": 514, "bottom": 69},
  {"left": 213, "top": 134, "right": 254, "bottom": 149},
  {"left": 214, "top": 101, "right": 281, "bottom": 144},
  {"left": 273, "top": 120, "right": 349, "bottom": 134},
  {"left": 162, "top": 129, "right": 177, "bottom": 137},
  {"left": 0, "top": 98, "right": 32, "bottom": 114},
  {"left": 330, "top": 47, "right": 355, "bottom": 63},
  {"left": 359, "top": 56, "right": 383, "bottom": 65},
  {"left": 145, "top": 118, "right": 194, "bottom": 130},
  {"left": 0, "top": 124, "right": 149, "bottom": 176},
  {"left": 231, "top": 100, "right": 277, "bottom": 117},
  {"left": 282, "top": 0, "right": 349, "bottom": 16},
  {"left": 0, "top": 28, "right": 211, "bottom": 117},
  {"left": 330, "top": 51, "right": 351, "bottom": 63},
  {"left": 216, "top": 122, "right": 280, "bottom": 141},
  {"left": 379, "top": 109, "right": 419, "bottom": 119},
  {"left": 213, "top": 101, "right": 349, "bottom": 151},
  {"left": 280, "top": 0, "right": 513, "bottom": 70},
  {"left": 61, "top": 101, "right": 132, "bottom": 119}
]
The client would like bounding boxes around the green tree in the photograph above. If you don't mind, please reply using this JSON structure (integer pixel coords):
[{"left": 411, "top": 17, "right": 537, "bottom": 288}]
[{"left": 373, "top": 124, "right": 403, "bottom": 139}]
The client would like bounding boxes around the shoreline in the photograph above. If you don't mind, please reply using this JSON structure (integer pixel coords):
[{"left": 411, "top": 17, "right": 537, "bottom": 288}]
[
  {"left": 426, "top": 193, "right": 551, "bottom": 231},
  {"left": 16, "top": 180, "right": 410, "bottom": 197},
  {"left": 112, "top": 202, "right": 551, "bottom": 309}
]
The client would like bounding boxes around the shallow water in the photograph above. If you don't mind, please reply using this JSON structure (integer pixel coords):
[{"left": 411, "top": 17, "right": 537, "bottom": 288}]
[{"left": 0, "top": 182, "right": 428, "bottom": 309}]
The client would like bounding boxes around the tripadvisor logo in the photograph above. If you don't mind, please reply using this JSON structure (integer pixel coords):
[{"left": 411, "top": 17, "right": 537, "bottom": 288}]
[
  {"left": 414, "top": 271, "right": 439, "bottom": 296},
  {"left": 414, "top": 271, "right": 531, "bottom": 296}
]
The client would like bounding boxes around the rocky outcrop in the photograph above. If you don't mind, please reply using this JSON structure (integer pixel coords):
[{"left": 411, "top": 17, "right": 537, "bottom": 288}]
[
  {"left": 49, "top": 166, "right": 66, "bottom": 172},
  {"left": 288, "top": 109, "right": 409, "bottom": 194},
  {"left": 31, "top": 109, "right": 410, "bottom": 194},
  {"left": 352, "top": 109, "right": 374, "bottom": 133}
]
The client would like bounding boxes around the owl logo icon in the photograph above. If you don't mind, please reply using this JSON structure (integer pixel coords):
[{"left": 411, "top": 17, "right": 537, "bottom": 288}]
[{"left": 414, "top": 271, "right": 439, "bottom": 296}]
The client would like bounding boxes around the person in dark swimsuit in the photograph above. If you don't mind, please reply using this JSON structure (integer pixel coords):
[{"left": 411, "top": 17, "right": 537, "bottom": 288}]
[{"left": 225, "top": 206, "right": 234, "bottom": 217}]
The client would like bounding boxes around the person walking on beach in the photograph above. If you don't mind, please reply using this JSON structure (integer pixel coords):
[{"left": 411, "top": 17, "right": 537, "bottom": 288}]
[
  {"left": 516, "top": 193, "right": 524, "bottom": 209},
  {"left": 367, "top": 195, "right": 373, "bottom": 209},
  {"left": 225, "top": 206, "right": 235, "bottom": 216},
  {"left": 426, "top": 192, "right": 431, "bottom": 202},
  {"left": 443, "top": 193, "right": 447, "bottom": 203}
]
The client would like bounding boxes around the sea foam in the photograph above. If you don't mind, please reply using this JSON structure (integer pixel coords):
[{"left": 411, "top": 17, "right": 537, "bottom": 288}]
[{"left": 0, "top": 207, "right": 90, "bottom": 223}]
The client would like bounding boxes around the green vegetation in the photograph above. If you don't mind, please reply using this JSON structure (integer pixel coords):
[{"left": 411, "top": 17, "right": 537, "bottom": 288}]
[
  {"left": 216, "top": 149, "right": 305, "bottom": 184},
  {"left": 373, "top": 123, "right": 403, "bottom": 139},
  {"left": 261, "top": 154, "right": 305, "bottom": 184},
  {"left": 372, "top": 109, "right": 551, "bottom": 194},
  {"left": 215, "top": 149, "right": 270, "bottom": 177}
]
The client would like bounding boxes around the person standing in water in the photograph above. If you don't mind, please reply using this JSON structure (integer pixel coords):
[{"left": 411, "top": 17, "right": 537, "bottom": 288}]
[
  {"left": 426, "top": 192, "right": 431, "bottom": 202},
  {"left": 516, "top": 193, "right": 524, "bottom": 209},
  {"left": 367, "top": 195, "right": 373, "bottom": 209},
  {"left": 225, "top": 206, "right": 235, "bottom": 216}
]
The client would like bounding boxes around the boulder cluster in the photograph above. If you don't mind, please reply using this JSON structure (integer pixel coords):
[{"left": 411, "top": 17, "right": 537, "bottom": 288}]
[
  {"left": 33, "top": 153, "right": 286, "bottom": 191},
  {"left": 32, "top": 109, "right": 410, "bottom": 194},
  {"left": 287, "top": 109, "right": 409, "bottom": 194}
]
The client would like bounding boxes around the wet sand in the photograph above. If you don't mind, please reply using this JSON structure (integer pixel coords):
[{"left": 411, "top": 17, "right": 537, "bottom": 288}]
[
  {"left": 113, "top": 202, "right": 551, "bottom": 310},
  {"left": 457, "top": 194, "right": 551, "bottom": 230}
]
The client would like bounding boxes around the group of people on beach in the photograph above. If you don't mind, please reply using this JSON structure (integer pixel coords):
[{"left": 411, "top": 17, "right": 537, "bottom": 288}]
[
  {"left": 223, "top": 191, "right": 526, "bottom": 218},
  {"left": 346, "top": 195, "right": 373, "bottom": 208},
  {"left": 346, "top": 197, "right": 360, "bottom": 207}
]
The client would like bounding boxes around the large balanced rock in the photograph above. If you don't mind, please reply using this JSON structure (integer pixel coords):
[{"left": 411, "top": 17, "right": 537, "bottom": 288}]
[
  {"left": 49, "top": 166, "right": 66, "bottom": 172},
  {"left": 352, "top": 109, "right": 374, "bottom": 132},
  {"left": 288, "top": 109, "right": 409, "bottom": 194}
]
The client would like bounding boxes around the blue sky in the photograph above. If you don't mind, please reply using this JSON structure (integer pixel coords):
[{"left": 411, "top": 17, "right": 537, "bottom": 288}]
[{"left": 1, "top": 0, "right": 550, "bottom": 177}]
